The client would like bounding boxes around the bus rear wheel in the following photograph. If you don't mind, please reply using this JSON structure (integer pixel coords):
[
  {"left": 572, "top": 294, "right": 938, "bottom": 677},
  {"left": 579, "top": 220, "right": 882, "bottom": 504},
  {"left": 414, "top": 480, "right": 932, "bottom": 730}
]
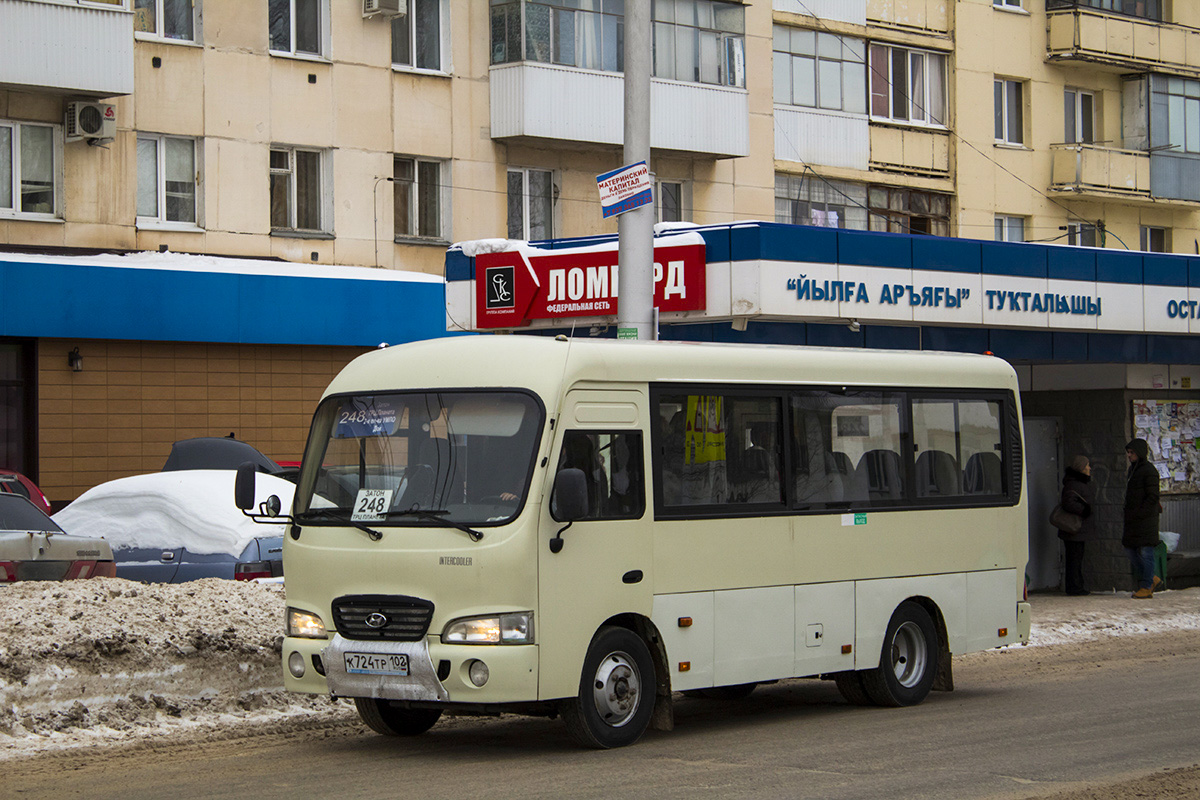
[
  {"left": 833, "top": 671, "right": 874, "bottom": 706},
  {"left": 862, "top": 601, "right": 939, "bottom": 707},
  {"left": 562, "top": 626, "right": 655, "bottom": 749},
  {"left": 354, "top": 697, "right": 442, "bottom": 736}
]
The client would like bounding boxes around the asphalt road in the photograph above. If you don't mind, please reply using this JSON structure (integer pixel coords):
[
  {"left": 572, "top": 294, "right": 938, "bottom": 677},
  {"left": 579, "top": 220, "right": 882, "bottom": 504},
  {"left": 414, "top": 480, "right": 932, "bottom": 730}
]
[{"left": 7, "top": 624, "right": 1199, "bottom": 800}]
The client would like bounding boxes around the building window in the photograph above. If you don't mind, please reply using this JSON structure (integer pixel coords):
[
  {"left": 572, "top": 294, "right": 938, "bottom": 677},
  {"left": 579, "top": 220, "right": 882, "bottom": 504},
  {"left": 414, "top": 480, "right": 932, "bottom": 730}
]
[
  {"left": 269, "top": 0, "right": 324, "bottom": 57},
  {"left": 1066, "top": 222, "right": 1097, "bottom": 247},
  {"left": 507, "top": 168, "right": 555, "bottom": 241},
  {"left": 656, "top": 181, "right": 686, "bottom": 224},
  {"left": 490, "top": 0, "right": 746, "bottom": 89},
  {"left": 994, "top": 79, "right": 1024, "bottom": 145},
  {"left": 137, "top": 135, "right": 198, "bottom": 226},
  {"left": 773, "top": 26, "right": 866, "bottom": 115},
  {"left": 270, "top": 147, "right": 325, "bottom": 232},
  {"left": 1158, "top": 77, "right": 1200, "bottom": 155},
  {"left": 775, "top": 173, "right": 868, "bottom": 230},
  {"left": 0, "top": 121, "right": 58, "bottom": 218},
  {"left": 394, "top": 156, "right": 445, "bottom": 240},
  {"left": 134, "top": 0, "right": 196, "bottom": 41},
  {"left": 1064, "top": 89, "right": 1095, "bottom": 144},
  {"left": 868, "top": 44, "right": 946, "bottom": 126},
  {"left": 392, "top": 0, "right": 446, "bottom": 71},
  {"left": 1045, "top": 0, "right": 1161, "bottom": 22},
  {"left": 1141, "top": 226, "right": 1168, "bottom": 252},
  {"left": 994, "top": 215, "right": 1025, "bottom": 242},
  {"left": 868, "top": 186, "right": 950, "bottom": 236},
  {"left": 993, "top": 0, "right": 1022, "bottom": 7}
]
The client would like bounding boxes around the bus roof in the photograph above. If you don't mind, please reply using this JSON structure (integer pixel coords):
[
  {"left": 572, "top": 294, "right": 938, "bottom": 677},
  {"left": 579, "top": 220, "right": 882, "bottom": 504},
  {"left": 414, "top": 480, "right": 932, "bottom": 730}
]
[{"left": 323, "top": 337, "right": 1018, "bottom": 402}]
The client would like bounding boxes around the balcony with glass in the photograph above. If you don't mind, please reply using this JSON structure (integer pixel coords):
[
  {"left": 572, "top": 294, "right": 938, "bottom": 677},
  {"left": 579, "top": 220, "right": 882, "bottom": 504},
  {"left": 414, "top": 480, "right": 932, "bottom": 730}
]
[
  {"left": 489, "top": 0, "right": 749, "bottom": 157},
  {"left": 1046, "top": 2, "right": 1200, "bottom": 79},
  {"left": 0, "top": 0, "right": 133, "bottom": 97}
]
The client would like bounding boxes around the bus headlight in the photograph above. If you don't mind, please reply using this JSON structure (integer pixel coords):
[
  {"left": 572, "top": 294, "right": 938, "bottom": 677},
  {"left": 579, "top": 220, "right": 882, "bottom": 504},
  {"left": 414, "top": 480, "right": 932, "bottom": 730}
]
[
  {"left": 443, "top": 612, "right": 533, "bottom": 644},
  {"left": 287, "top": 607, "right": 327, "bottom": 638}
]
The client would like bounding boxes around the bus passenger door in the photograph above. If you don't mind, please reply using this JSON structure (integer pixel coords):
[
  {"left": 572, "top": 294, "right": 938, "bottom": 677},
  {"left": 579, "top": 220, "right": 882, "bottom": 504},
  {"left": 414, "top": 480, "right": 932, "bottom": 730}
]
[{"left": 536, "top": 389, "right": 654, "bottom": 702}]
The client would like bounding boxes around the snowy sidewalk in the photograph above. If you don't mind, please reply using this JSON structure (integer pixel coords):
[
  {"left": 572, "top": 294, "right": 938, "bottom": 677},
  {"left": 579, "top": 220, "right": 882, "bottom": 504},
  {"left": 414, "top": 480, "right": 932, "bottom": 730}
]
[{"left": 1023, "top": 586, "right": 1200, "bottom": 648}]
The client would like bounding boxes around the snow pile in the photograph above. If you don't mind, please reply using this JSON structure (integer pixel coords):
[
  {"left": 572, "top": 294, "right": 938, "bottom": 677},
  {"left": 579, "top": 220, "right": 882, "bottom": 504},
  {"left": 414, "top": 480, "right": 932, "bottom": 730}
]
[
  {"left": 52, "top": 471, "right": 295, "bottom": 555},
  {"left": 1021, "top": 589, "right": 1200, "bottom": 647},
  {"left": 0, "top": 578, "right": 350, "bottom": 761}
]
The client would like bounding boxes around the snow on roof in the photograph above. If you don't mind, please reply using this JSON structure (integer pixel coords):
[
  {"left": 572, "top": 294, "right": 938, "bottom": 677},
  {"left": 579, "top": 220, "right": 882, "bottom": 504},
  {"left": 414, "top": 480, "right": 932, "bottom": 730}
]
[
  {"left": 0, "top": 249, "right": 443, "bottom": 283},
  {"left": 52, "top": 471, "right": 294, "bottom": 555}
]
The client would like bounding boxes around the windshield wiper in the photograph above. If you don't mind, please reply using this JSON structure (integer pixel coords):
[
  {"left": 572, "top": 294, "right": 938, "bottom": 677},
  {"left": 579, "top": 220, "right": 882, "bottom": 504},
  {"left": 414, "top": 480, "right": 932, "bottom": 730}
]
[
  {"left": 294, "top": 509, "right": 383, "bottom": 542},
  {"left": 383, "top": 507, "right": 484, "bottom": 542}
]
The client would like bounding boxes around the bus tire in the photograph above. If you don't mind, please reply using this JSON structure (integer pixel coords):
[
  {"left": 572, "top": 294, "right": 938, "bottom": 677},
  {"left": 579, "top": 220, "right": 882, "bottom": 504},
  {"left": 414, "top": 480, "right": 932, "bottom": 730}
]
[
  {"left": 562, "top": 626, "right": 655, "bottom": 749},
  {"left": 833, "top": 671, "right": 874, "bottom": 706},
  {"left": 861, "top": 601, "right": 939, "bottom": 708},
  {"left": 354, "top": 697, "right": 442, "bottom": 736}
]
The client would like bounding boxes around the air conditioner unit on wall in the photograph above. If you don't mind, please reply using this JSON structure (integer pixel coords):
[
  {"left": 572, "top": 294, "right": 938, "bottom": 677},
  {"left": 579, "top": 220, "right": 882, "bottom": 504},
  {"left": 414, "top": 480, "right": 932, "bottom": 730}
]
[
  {"left": 363, "top": 0, "right": 405, "bottom": 18},
  {"left": 65, "top": 102, "right": 117, "bottom": 142}
]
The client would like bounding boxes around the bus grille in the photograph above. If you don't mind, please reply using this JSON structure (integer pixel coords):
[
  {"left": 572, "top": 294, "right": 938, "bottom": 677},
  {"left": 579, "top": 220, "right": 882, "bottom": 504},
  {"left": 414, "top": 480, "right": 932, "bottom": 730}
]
[{"left": 331, "top": 595, "right": 434, "bottom": 642}]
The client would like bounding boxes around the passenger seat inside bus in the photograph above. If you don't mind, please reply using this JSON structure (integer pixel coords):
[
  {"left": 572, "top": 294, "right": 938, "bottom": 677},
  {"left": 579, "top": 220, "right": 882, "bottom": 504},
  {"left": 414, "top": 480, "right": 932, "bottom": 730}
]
[
  {"left": 963, "top": 451, "right": 1002, "bottom": 494},
  {"left": 856, "top": 449, "right": 904, "bottom": 500},
  {"left": 915, "top": 450, "right": 962, "bottom": 497}
]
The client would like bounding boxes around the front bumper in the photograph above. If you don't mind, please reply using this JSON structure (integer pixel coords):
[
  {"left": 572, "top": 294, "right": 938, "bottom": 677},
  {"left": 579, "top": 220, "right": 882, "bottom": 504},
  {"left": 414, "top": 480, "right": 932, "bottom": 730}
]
[{"left": 283, "top": 635, "right": 540, "bottom": 703}]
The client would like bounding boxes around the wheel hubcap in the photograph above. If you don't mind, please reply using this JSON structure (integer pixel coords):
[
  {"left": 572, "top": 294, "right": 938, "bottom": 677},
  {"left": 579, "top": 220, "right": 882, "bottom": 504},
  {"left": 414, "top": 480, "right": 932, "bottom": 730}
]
[
  {"left": 590, "top": 651, "right": 641, "bottom": 727},
  {"left": 890, "top": 621, "right": 927, "bottom": 688}
]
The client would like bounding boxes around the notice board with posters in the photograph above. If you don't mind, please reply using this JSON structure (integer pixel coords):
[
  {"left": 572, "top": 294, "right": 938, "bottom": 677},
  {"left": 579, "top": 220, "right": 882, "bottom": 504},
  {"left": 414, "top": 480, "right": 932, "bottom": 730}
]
[{"left": 1132, "top": 399, "right": 1200, "bottom": 493}]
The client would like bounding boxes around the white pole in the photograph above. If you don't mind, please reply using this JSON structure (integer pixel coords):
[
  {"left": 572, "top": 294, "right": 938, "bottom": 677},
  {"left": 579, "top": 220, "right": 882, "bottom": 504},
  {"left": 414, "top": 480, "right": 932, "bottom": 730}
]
[{"left": 617, "top": 0, "right": 655, "bottom": 341}]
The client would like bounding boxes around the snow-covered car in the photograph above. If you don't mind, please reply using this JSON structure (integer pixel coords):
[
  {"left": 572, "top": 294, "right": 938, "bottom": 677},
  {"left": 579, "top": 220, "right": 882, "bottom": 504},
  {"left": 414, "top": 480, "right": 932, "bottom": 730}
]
[
  {"left": 0, "top": 492, "right": 115, "bottom": 582},
  {"left": 53, "top": 471, "right": 293, "bottom": 584},
  {"left": 0, "top": 469, "right": 53, "bottom": 515}
]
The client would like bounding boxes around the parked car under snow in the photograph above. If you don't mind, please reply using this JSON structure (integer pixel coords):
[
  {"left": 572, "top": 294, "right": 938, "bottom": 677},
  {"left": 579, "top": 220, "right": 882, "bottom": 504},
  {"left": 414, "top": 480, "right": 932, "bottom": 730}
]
[
  {"left": 53, "top": 471, "right": 292, "bottom": 583},
  {"left": 0, "top": 492, "right": 115, "bottom": 582}
]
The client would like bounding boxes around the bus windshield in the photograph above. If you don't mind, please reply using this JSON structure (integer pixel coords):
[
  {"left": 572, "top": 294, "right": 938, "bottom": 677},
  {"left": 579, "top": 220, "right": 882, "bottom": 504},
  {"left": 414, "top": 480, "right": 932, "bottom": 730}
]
[{"left": 294, "top": 391, "right": 544, "bottom": 526}]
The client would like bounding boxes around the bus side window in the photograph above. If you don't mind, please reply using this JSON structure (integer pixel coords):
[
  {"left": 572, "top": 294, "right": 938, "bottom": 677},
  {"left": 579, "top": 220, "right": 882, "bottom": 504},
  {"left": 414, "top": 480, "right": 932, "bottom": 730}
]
[{"left": 553, "top": 431, "right": 645, "bottom": 521}]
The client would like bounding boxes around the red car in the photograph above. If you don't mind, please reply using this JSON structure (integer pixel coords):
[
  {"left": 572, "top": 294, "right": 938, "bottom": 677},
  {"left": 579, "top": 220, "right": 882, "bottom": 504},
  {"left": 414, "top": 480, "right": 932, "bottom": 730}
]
[{"left": 0, "top": 470, "right": 52, "bottom": 515}]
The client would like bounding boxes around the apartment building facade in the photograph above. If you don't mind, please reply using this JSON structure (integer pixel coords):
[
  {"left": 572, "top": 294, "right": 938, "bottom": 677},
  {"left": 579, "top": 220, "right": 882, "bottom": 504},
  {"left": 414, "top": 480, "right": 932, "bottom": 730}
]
[{"left": 5, "top": 0, "right": 1200, "bottom": 590}]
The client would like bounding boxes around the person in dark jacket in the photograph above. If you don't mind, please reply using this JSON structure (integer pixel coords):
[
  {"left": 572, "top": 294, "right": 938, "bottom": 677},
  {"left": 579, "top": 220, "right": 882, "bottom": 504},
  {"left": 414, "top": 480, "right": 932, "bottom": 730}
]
[
  {"left": 1057, "top": 455, "right": 1096, "bottom": 596},
  {"left": 1123, "top": 438, "right": 1162, "bottom": 599}
]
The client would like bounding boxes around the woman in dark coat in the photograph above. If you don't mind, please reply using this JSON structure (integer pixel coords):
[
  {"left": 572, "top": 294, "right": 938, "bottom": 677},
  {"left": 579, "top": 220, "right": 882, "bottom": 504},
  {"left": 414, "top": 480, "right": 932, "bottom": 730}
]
[
  {"left": 1123, "top": 438, "right": 1162, "bottom": 599},
  {"left": 1057, "top": 454, "right": 1096, "bottom": 595}
]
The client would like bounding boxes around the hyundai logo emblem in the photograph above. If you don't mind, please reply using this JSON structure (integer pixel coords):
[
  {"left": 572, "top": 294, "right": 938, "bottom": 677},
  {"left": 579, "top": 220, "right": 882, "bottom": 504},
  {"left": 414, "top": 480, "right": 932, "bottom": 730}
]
[{"left": 365, "top": 612, "right": 389, "bottom": 629}]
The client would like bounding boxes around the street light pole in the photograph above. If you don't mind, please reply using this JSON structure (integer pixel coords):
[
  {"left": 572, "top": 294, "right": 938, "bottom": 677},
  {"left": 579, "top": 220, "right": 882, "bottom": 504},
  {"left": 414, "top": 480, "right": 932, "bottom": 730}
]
[{"left": 617, "top": 0, "right": 655, "bottom": 341}]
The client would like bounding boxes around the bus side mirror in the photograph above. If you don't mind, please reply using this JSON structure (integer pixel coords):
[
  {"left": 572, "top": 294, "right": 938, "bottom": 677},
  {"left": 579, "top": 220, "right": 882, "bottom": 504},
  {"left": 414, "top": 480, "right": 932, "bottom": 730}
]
[
  {"left": 234, "top": 462, "right": 258, "bottom": 511},
  {"left": 552, "top": 468, "right": 588, "bottom": 521}
]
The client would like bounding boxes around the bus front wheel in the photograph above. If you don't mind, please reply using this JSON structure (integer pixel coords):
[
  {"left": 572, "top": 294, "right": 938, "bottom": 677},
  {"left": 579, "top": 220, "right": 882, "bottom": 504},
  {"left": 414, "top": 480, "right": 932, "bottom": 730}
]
[
  {"left": 562, "top": 626, "right": 655, "bottom": 749},
  {"left": 354, "top": 697, "right": 442, "bottom": 736},
  {"left": 861, "top": 601, "right": 939, "bottom": 708}
]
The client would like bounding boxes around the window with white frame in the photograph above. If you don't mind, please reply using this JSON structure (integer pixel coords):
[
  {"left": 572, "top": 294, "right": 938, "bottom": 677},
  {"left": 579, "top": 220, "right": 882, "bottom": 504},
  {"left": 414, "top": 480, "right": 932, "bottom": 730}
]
[
  {"left": 270, "top": 146, "right": 326, "bottom": 233},
  {"left": 1066, "top": 222, "right": 1097, "bottom": 247},
  {"left": 1064, "top": 88, "right": 1094, "bottom": 144},
  {"left": 1140, "top": 226, "right": 1168, "bottom": 252},
  {"left": 0, "top": 121, "right": 58, "bottom": 218},
  {"left": 656, "top": 181, "right": 686, "bottom": 224},
  {"left": 994, "top": 215, "right": 1025, "bottom": 242},
  {"left": 137, "top": 135, "right": 198, "bottom": 226},
  {"left": 134, "top": 0, "right": 197, "bottom": 41},
  {"left": 868, "top": 44, "right": 946, "bottom": 126},
  {"left": 394, "top": 156, "right": 446, "bottom": 240},
  {"left": 268, "top": 0, "right": 324, "bottom": 57},
  {"left": 775, "top": 173, "right": 868, "bottom": 230},
  {"left": 993, "top": 0, "right": 1022, "bottom": 8},
  {"left": 1160, "top": 77, "right": 1200, "bottom": 155},
  {"left": 507, "top": 168, "right": 555, "bottom": 241},
  {"left": 773, "top": 26, "right": 866, "bottom": 115},
  {"left": 392, "top": 0, "right": 446, "bottom": 71},
  {"left": 490, "top": 0, "right": 746, "bottom": 88},
  {"left": 995, "top": 79, "right": 1025, "bottom": 145}
]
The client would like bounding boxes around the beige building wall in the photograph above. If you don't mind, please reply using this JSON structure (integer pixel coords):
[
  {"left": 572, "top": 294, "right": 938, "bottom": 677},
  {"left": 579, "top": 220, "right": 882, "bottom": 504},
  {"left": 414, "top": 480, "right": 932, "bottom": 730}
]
[{"left": 36, "top": 340, "right": 366, "bottom": 507}]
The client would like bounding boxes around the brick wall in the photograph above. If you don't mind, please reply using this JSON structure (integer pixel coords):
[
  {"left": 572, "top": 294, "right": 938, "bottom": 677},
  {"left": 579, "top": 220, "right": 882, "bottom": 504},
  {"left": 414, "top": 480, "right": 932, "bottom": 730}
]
[{"left": 37, "top": 339, "right": 367, "bottom": 507}]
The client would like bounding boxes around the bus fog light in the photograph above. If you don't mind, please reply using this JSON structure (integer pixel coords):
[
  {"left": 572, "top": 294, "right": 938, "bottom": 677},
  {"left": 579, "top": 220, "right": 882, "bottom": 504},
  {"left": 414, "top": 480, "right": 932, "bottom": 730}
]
[
  {"left": 468, "top": 660, "right": 489, "bottom": 687},
  {"left": 287, "top": 651, "right": 306, "bottom": 678}
]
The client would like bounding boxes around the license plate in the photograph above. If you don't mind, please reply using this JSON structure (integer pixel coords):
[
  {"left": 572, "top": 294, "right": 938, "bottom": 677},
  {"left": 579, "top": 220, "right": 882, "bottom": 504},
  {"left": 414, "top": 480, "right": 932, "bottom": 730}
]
[{"left": 345, "top": 652, "right": 410, "bottom": 676}]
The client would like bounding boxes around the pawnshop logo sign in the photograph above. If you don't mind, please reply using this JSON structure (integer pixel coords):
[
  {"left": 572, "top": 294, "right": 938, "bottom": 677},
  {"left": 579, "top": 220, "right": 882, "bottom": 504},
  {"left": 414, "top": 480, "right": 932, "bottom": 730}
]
[{"left": 474, "top": 243, "right": 706, "bottom": 328}]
